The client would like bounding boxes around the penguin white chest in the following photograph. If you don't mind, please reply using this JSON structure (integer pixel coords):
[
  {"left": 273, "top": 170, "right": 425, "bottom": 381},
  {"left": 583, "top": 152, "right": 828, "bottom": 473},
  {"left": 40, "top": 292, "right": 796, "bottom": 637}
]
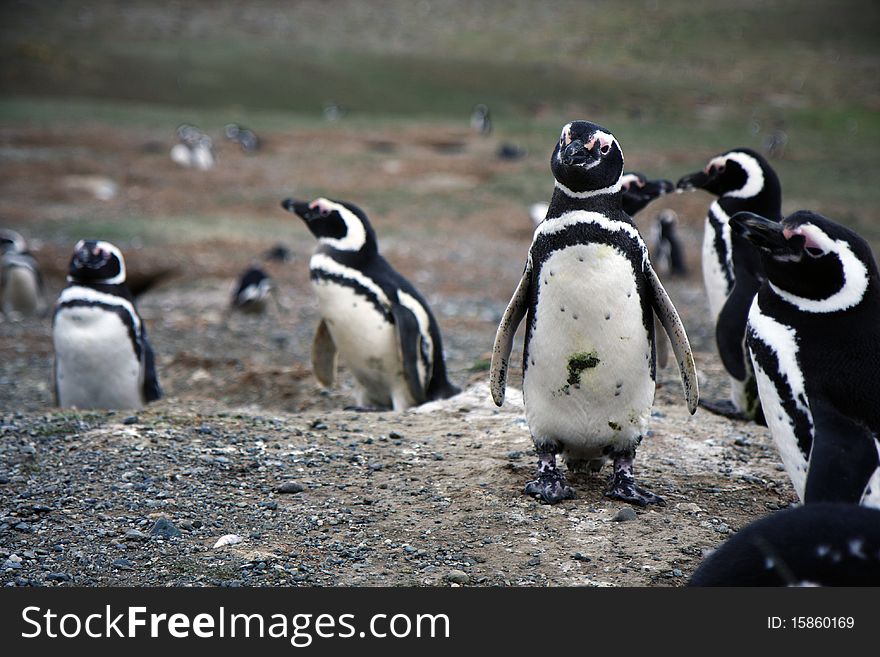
[
  {"left": 523, "top": 243, "right": 654, "bottom": 454},
  {"left": 311, "top": 278, "right": 408, "bottom": 407},
  {"left": 53, "top": 306, "right": 143, "bottom": 409},
  {"left": 2, "top": 266, "right": 40, "bottom": 316},
  {"left": 702, "top": 203, "right": 734, "bottom": 320},
  {"left": 747, "top": 301, "right": 811, "bottom": 500}
]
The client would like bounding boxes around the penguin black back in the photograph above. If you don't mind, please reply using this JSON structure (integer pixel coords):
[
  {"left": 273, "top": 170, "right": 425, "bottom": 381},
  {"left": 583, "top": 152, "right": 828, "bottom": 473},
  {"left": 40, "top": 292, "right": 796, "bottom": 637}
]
[{"left": 689, "top": 504, "right": 880, "bottom": 586}]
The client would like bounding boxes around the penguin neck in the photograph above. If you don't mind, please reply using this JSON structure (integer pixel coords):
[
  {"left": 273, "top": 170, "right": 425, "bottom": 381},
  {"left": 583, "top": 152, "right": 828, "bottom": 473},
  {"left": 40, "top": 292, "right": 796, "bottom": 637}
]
[
  {"left": 67, "top": 279, "right": 134, "bottom": 301},
  {"left": 547, "top": 185, "right": 623, "bottom": 219},
  {"left": 317, "top": 243, "right": 377, "bottom": 268},
  {"left": 719, "top": 173, "right": 782, "bottom": 221}
]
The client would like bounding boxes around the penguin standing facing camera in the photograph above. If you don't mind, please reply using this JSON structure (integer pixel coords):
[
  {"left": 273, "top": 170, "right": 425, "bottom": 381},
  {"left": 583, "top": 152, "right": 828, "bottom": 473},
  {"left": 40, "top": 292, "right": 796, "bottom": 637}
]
[
  {"left": 1, "top": 228, "right": 46, "bottom": 320},
  {"left": 677, "top": 148, "right": 781, "bottom": 421},
  {"left": 281, "top": 197, "right": 460, "bottom": 411},
  {"left": 53, "top": 240, "right": 162, "bottom": 409},
  {"left": 732, "top": 210, "right": 880, "bottom": 507},
  {"left": 491, "top": 121, "right": 699, "bottom": 505}
]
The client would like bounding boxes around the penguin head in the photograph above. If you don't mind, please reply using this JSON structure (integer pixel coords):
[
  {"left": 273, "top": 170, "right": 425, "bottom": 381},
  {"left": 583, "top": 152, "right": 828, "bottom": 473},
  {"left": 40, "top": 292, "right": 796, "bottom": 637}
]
[
  {"left": 68, "top": 239, "right": 127, "bottom": 285},
  {"left": 550, "top": 121, "right": 624, "bottom": 196},
  {"left": 0, "top": 228, "right": 27, "bottom": 255},
  {"left": 281, "top": 197, "right": 377, "bottom": 254},
  {"left": 620, "top": 172, "right": 674, "bottom": 214},
  {"left": 732, "top": 210, "right": 876, "bottom": 312},
  {"left": 657, "top": 209, "right": 679, "bottom": 232},
  {"left": 677, "top": 148, "right": 779, "bottom": 204}
]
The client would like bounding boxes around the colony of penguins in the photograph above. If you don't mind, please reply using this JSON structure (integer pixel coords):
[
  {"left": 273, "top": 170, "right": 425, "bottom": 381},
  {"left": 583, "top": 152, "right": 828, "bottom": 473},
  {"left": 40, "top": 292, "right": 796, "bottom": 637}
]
[{"left": 4, "top": 116, "right": 880, "bottom": 586}]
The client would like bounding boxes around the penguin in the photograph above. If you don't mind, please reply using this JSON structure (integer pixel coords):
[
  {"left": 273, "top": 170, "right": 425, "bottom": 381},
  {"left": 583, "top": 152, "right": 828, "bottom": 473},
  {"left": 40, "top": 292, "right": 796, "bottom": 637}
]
[
  {"left": 528, "top": 172, "right": 673, "bottom": 227},
  {"left": 224, "top": 123, "right": 260, "bottom": 153},
  {"left": 619, "top": 172, "right": 675, "bottom": 217},
  {"left": 677, "top": 148, "right": 781, "bottom": 421},
  {"left": 230, "top": 264, "right": 277, "bottom": 314},
  {"left": 689, "top": 504, "right": 880, "bottom": 586},
  {"left": 53, "top": 239, "right": 162, "bottom": 410},
  {"left": 651, "top": 209, "right": 688, "bottom": 277},
  {"left": 171, "top": 123, "right": 214, "bottom": 170},
  {"left": 281, "top": 197, "right": 460, "bottom": 410},
  {"left": 730, "top": 210, "right": 880, "bottom": 508},
  {"left": 490, "top": 121, "right": 699, "bottom": 505},
  {"left": 1, "top": 229, "right": 45, "bottom": 320},
  {"left": 262, "top": 243, "right": 293, "bottom": 263},
  {"left": 470, "top": 104, "right": 492, "bottom": 136}
]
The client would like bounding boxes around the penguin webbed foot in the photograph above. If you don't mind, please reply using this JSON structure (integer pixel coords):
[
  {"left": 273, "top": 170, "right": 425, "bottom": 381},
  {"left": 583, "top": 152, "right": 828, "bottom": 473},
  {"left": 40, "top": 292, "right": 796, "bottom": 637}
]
[
  {"left": 605, "top": 452, "right": 665, "bottom": 507},
  {"left": 524, "top": 473, "right": 576, "bottom": 504},
  {"left": 524, "top": 447, "right": 575, "bottom": 504},
  {"left": 343, "top": 404, "right": 387, "bottom": 413}
]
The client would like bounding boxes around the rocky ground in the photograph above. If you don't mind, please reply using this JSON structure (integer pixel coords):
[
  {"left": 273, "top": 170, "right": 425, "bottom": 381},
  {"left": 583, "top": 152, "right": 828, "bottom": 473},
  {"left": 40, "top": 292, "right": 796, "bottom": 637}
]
[{"left": 0, "top": 121, "right": 798, "bottom": 587}]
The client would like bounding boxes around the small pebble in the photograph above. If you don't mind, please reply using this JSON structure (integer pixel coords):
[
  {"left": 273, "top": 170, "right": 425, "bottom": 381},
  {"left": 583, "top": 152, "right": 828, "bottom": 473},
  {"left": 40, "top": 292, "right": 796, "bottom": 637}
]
[
  {"left": 444, "top": 569, "right": 469, "bottom": 585},
  {"left": 213, "top": 534, "right": 243, "bottom": 549},
  {"left": 123, "top": 416, "right": 139, "bottom": 425},
  {"left": 613, "top": 508, "right": 637, "bottom": 522},
  {"left": 149, "top": 518, "right": 181, "bottom": 539},
  {"left": 276, "top": 482, "right": 305, "bottom": 494}
]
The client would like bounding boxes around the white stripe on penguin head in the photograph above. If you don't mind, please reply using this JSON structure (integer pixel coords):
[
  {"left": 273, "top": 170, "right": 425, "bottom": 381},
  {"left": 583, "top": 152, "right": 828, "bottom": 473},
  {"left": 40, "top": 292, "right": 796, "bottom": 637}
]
[
  {"left": 310, "top": 198, "right": 367, "bottom": 252},
  {"left": 769, "top": 223, "right": 870, "bottom": 313},
  {"left": 713, "top": 151, "right": 765, "bottom": 199}
]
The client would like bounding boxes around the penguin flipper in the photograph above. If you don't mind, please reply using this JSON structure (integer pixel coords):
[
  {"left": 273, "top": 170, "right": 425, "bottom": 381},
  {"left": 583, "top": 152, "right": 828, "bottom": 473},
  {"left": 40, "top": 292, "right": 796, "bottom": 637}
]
[
  {"left": 390, "top": 303, "right": 428, "bottom": 406},
  {"left": 803, "top": 399, "right": 879, "bottom": 504},
  {"left": 490, "top": 261, "right": 531, "bottom": 406},
  {"left": 142, "top": 339, "right": 163, "bottom": 403},
  {"left": 645, "top": 265, "right": 699, "bottom": 413},
  {"left": 715, "top": 283, "right": 751, "bottom": 381},
  {"left": 311, "top": 318, "right": 338, "bottom": 388}
]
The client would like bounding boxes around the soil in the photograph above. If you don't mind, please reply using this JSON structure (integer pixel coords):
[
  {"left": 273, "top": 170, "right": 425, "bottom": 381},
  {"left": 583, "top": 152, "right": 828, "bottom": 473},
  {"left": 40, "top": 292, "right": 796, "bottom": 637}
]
[{"left": 0, "top": 121, "right": 797, "bottom": 587}]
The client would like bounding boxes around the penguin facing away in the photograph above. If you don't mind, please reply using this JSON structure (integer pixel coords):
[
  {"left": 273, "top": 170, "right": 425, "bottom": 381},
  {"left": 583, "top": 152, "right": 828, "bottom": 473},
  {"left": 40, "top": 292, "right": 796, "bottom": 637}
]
[
  {"left": 651, "top": 209, "right": 688, "bottom": 277},
  {"left": 53, "top": 240, "right": 162, "bottom": 410},
  {"left": 0, "top": 228, "right": 46, "bottom": 320},
  {"left": 491, "top": 121, "right": 699, "bottom": 505},
  {"left": 281, "top": 197, "right": 460, "bottom": 410},
  {"left": 689, "top": 503, "right": 880, "bottom": 586},
  {"left": 677, "top": 148, "right": 781, "bottom": 422},
  {"left": 731, "top": 210, "right": 880, "bottom": 508},
  {"left": 470, "top": 104, "right": 492, "bottom": 136}
]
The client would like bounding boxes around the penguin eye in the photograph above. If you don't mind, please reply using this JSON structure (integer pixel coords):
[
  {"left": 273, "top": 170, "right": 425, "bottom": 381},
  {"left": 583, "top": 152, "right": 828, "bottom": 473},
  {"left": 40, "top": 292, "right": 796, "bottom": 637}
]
[
  {"left": 805, "top": 246, "right": 825, "bottom": 258},
  {"left": 599, "top": 143, "right": 611, "bottom": 155},
  {"left": 319, "top": 208, "right": 330, "bottom": 217}
]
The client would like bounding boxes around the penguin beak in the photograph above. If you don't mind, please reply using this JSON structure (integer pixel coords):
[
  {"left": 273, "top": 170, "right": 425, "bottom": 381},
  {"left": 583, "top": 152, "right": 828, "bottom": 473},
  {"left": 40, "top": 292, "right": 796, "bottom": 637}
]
[
  {"left": 281, "top": 198, "right": 319, "bottom": 223},
  {"left": 560, "top": 139, "right": 593, "bottom": 166},
  {"left": 731, "top": 212, "right": 802, "bottom": 255},
  {"left": 676, "top": 170, "right": 711, "bottom": 191},
  {"left": 643, "top": 179, "right": 674, "bottom": 198}
]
